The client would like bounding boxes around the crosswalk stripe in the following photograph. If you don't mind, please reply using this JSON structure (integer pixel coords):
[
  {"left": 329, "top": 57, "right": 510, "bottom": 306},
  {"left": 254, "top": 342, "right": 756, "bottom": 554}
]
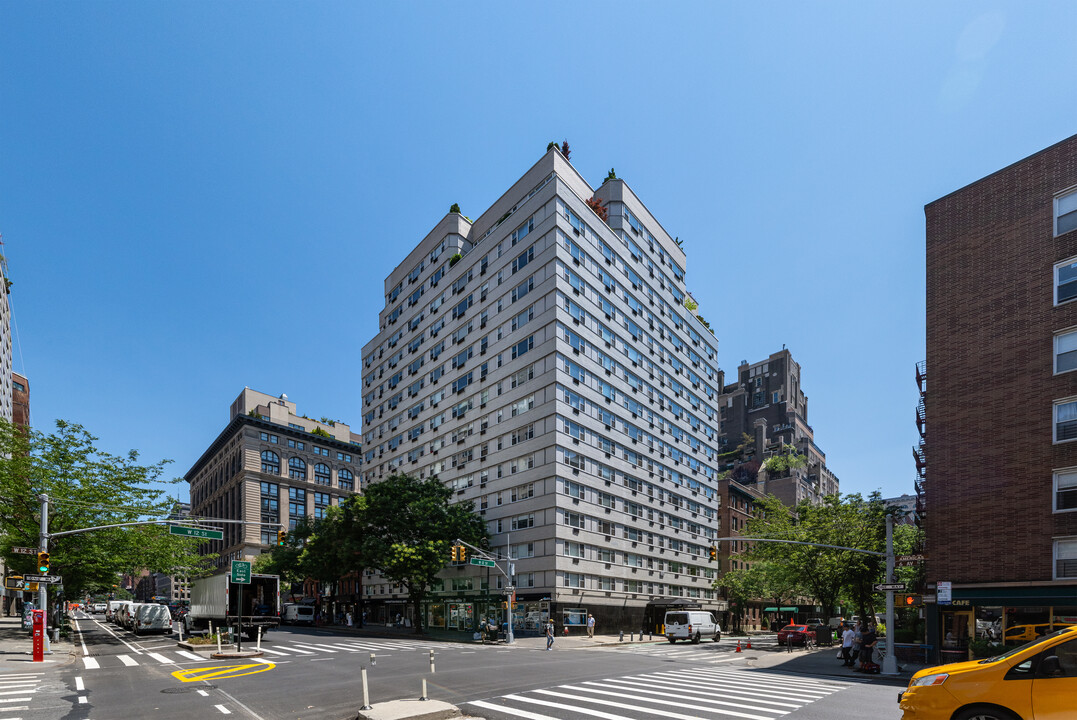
[
  {"left": 251, "top": 658, "right": 274, "bottom": 665},
  {"left": 291, "top": 643, "right": 337, "bottom": 653},
  {"left": 258, "top": 648, "right": 288, "bottom": 656},
  {"left": 468, "top": 699, "right": 560, "bottom": 720},
  {"left": 601, "top": 678, "right": 800, "bottom": 710},
  {"left": 0, "top": 692, "right": 34, "bottom": 697},
  {"left": 147, "top": 652, "right": 175, "bottom": 664},
  {"left": 503, "top": 693, "right": 630, "bottom": 720},
  {"left": 633, "top": 672, "right": 820, "bottom": 702},
  {"left": 117, "top": 655, "right": 139, "bottom": 666},
  {"left": 82, "top": 658, "right": 99, "bottom": 670},
  {"left": 0, "top": 699, "right": 32, "bottom": 705},
  {"left": 0, "top": 675, "right": 42, "bottom": 679},
  {"left": 545, "top": 685, "right": 777, "bottom": 720},
  {"left": 326, "top": 644, "right": 363, "bottom": 652},
  {"left": 680, "top": 668, "right": 840, "bottom": 695},
  {"left": 275, "top": 646, "right": 315, "bottom": 655},
  {"left": 175, "top": 651, "right": 206, "bottom": 662},
  {"left": 0, "top": 684, "right": 35, "bottom": 689}
]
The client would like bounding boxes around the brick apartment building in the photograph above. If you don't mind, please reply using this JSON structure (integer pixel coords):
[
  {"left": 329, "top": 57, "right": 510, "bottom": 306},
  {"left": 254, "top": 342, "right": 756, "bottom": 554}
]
[{"left": 925, "top": 133, "right": 1077, "bottom": 656}]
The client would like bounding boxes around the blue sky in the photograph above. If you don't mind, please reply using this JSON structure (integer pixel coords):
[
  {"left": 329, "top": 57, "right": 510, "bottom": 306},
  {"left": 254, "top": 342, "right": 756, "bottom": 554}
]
[{"left": 2, "top": 2, "right": 1075, "bottom": 504}]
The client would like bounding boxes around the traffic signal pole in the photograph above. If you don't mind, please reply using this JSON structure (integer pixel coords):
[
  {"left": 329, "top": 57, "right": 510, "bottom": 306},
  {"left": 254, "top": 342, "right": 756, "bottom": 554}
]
[{"left": 38, "top": 493, "right": 50, "bottom": 654}]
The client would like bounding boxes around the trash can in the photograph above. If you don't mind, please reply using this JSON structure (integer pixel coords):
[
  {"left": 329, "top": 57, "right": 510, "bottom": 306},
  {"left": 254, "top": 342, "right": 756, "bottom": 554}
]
[{"left": 812, "top": 625, "right": 833, "bottom": 646}]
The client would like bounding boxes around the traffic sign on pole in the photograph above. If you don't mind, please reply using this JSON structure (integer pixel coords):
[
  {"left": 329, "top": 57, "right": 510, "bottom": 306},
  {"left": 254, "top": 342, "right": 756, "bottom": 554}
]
[
  {"left": 469, "top": 558, "right": 496, "bottom": 568},
  {"left": 230, "top": 560, "right": 252, "bottom": 584},
  {"left": 24, "top": 575, "right": 61, "bottom": 584},
  {"left": 874, "top": 582, "right": 906, "bottom": 592},
  {"left": 12, "top": 546, "right": 37, "bottom": 555},
  {"left": 169, "top": 525, "right": 224, "bottom": 540}
]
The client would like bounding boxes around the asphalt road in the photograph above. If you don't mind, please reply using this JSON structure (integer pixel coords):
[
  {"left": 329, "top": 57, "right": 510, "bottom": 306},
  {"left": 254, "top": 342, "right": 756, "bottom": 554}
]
[{"left": 44, "top": 612, "right": 904, "bottom": 720}]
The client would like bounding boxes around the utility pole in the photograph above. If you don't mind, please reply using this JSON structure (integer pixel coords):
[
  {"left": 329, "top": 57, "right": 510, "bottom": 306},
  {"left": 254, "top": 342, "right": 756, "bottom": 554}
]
[{"left": 38, "top": 493, "right": 50, "bottom": 653}]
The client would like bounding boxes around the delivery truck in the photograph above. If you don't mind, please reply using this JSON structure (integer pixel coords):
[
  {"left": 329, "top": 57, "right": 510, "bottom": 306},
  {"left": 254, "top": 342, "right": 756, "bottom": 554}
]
[{"left": 185, "top": 573, "right": 280, "bottom": 639}]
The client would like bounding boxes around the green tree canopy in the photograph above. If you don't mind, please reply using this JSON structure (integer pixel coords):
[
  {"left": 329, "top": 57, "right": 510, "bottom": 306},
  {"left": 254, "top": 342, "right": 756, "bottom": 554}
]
[{"left": 0, "top": 419, "right": 214, "bottom": 599}]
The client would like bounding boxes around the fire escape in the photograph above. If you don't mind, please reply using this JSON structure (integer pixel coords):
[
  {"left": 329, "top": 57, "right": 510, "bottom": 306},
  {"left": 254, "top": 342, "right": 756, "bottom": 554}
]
[{"left": 914, "top": 361, "right": 926, "bottom": 532}]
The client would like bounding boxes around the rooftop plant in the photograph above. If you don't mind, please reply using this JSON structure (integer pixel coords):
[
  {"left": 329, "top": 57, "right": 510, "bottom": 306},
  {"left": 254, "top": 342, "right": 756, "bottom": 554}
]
[
  {"left": 585, "top": 196, "right": 608, "bottom": 223},
  {"left": 448, "top": 252, "right": 462, "bottom": 267}
]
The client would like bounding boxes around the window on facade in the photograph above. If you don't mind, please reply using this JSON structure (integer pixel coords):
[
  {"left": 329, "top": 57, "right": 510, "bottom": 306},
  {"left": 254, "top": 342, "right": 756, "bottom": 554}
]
[
  {"left": 288, "top": 487, "right": 306, "bottom": 530},
  {"left": 314, "top": 492, "right": 330, "bottom": 520},
  {"left": 260, "top": 432, "right": 278, "bottom": 444},
  {"left": 1056, "top": 330, "right": 1077, "bottom": 374},
  {"left": 1055, "top": 537, "right": 1077, "bottom": 579},
  {"left": 1057, "top": 259, "right": 1077, "bottom": 305},
  {"left": 261, "top": 450, "right": 280, "bottom": 475},
  {"left": 339, "top": 468, "right": 354, "bottom": 491},
  {"left": 1055, "top": 400, "right": 1077, "bottom": 443},
  {"left": 289, "top": 457, "right": 307, "bottom": 480},
  {"left": 1056, "top": 469, "right": 1077, "bottom": 512},
  {"left": 260, "top": 482, "right": 279, "bottom": 523},
  {"left": 288, "top": 439, "right": 305, "bottom": 450},
  {"left": 314, "top": 463, "right": 331, "bottom": 486},
  {"left": 1057, "top": 189, "right": 1077, "bottom": 236}
]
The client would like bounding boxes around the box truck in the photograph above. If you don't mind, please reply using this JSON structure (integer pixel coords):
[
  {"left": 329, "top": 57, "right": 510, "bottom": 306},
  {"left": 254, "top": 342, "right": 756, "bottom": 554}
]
[{"left": 185, "top": 573, "right": 280, "bottom": 639}]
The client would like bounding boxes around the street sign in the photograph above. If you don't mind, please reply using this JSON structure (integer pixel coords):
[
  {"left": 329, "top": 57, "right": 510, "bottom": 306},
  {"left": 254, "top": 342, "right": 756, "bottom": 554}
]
[
  {"left": 504, "top": 586, "right": 516, "bottom": 592},
  {"left": 12, "top": 546, "right": 37, "bottom": 555},
  {"left": 469, "top": 558, "right": 496, "bottom": 568},
  {"left": 23, "top": 575, "right": 61, "bottom": 584},
  {"left": 896, "top": 554, "right": 926, "bottom": 567},
  {"left": 874, "top": 582, "right": 906, "bottom": 592},
  {"left": 169, "top": 525, "right": 224, "bottom": 540},
  {"left": 937, "top": 581, "right": 952, "bottom": 605},
  {"left": 230, "top": 560, "right": 252, "bottom": 584}
]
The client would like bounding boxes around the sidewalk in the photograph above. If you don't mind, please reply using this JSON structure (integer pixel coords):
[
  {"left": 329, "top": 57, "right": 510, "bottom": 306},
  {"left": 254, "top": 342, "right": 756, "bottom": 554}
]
[{"left": 0, "top": 614, "right": 76, "bottom": 669}]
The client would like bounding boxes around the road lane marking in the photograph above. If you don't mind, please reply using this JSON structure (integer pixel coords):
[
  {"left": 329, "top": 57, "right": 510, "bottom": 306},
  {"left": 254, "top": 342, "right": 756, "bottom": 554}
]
[
  {"left": 81, "top": 658, "right": 99, "bottom": 670},
  {"left": 74, "top": 620, "right": 89, "bottom": 657},
  {"left": 257, "top": 648, "right": 288, "bottom": 656},
  {"left": 0, "top": 691, "right": 35, "bottom": 697},
  {"left": 251, "top": 658, "right": 274, "bottom": 665},
  {"left": 0, "top": 699, "right": 32, "bottom": 704},
  {"left": 91, "top": 619, "right": 143, "bottom": 654},
  {"left": 197, "top": 690, "right": 209, "bottom": 697},
  {"left": 147, "top": 652, "right": 175, "bottom": 664},
  {"left": 175, "top": 651, "right": 206, "bottom": 662},
  {"left": 117, "top": 655, "right": 138, "bottom": 666},
  {"left": 468, "top": 700, "right": 558, "bottom": 720},
  {"left": 77, "top": 697, "right": 87, "bottom": 704},
  {"left": 75, "top": 677, "right": 84, "bottom": 691},
  {"left": 291, "top": 643, "right": 337, "bottom": 653},
  {"left": 274, "top": 646, "right": 314, "bottom": 654},
  {"left": 214, "top": 705, "right": 231, "bottom": 714},
  {"left": 172, "top": 664, "right": 275, "bottom": 682}
]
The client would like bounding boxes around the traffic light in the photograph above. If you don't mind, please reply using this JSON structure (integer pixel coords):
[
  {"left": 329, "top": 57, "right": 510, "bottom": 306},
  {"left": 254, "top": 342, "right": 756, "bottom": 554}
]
[
  {"left": 277, "top": 530, "right": 287, "bottom": 547},
  {"left": 37, "top": 551, "right": 50, "bottom": 573},
  {"left": 450, "top": 545, "right": 460, "bottom": 562},
  {"left": 458, "top": 545, "right": 467, "bottom": 563},
  {"left": 708, "top": 546, "right": 717, "bottom": 562}
]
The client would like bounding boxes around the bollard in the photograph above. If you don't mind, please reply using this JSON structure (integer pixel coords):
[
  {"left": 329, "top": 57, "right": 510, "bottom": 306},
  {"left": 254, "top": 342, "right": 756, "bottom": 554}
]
[
  {"left": 209, "top": 621, "right": 214, "bottom": 638},
  {"left": 216, "top": 631, "right": 223, "bottom": 655},
  {"left": 360, "top": 666, "right": 372, "bottom": 711},
  {"left": 429, "top": 649, "right": 435, "bottom": 673},
  {"left": 370, "top": 652, "right": 376, "bottom": 666},
  {"left": 619, "top": 630, "right": 624, "bottom": 642},
  {"left": 178, "top": 620, "right": 184, "bottom": 643},
  {"left": 419, "top": 678, "right": 428, "bottom": 702},
  {"left": 630, "top": 631, "right": 634, "bottom": 642},
  {"left": 746, "top": 639, "right": 752, "bottom": 649},
  {"left": 256, "top": 626, "right": 262, "bottom": 651}
]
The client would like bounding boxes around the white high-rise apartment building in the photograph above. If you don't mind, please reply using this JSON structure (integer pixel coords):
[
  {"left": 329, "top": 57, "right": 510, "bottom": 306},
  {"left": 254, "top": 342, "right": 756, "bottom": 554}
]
[{"left": 360, "top": 148, "right": 725, "bottom": 633}]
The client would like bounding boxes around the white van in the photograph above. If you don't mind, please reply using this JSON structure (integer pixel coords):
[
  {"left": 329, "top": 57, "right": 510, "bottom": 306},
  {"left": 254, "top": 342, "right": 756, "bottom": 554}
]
[
  {"left": 110, "top": 600, "right": 134, "bottom": 626},
  {"left": 119, "top": 602, "right": 141, "bottom": 630},
  {"left": 282, "top": 604, "right": 315, "bottom": 626},
  {"left": 664, "top": 610, "right": 721, "bottom": 644},
  {"left": 133, "top": 604, "right": 173, "bottom": 635},
  {"left": 106, "top": 600, "right": 126, "bottom": 623}
]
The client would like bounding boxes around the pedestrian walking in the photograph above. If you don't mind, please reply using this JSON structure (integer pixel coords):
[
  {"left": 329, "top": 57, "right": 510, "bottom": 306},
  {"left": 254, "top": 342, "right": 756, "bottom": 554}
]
[
  {"left": 841, "top": 623, "right": 856, "bottom": 666},
  {"left": 346, "top": 611, "right": 353, "bottom": 627},
  {"left": 857, "top": 624, "right": 877, "bottom": 671},
  {"left": 587, "top": 614, "right": 596, "bottom": 639},
  {"left": 545, "top": 620, "right": 555, "bottom": 650}
]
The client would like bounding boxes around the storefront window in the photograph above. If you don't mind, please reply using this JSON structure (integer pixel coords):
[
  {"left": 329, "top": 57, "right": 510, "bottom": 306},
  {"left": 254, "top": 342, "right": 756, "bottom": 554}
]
[
  {"left": 449, "top": 603, "right": 474, "bottom": 631},
  {"left": 1003, "top": 606, "right": 1051, "bottom": 645},
  {"left": 428, "top": 604, "right": 445, "bottom": 628},
  {"left": 562, "top": 607, "right": 587, "bottom": 627}
]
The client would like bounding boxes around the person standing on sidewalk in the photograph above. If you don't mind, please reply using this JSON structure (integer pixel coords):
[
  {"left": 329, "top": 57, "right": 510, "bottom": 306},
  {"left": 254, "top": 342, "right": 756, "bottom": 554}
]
[
  {"left": 841, "top": 623, "right": 855, "bottom": 666},
  {"left": 587, "top": 614, "right": 595, "bottom": 639},
  {"left": 545, "top": 619, "right": 555, "bottom": 650}
]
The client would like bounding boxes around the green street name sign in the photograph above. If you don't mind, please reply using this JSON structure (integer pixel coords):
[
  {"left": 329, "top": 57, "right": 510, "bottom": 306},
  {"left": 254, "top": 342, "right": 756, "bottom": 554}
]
[
  {"left": 469, "top": 558, "right": 496, "bottom": 568},
  {"left": 230, "top": 560, "right": 252, "bottom": 585},
  {"left": 169, "top": 525, "right": 223, "bottom": 540}
]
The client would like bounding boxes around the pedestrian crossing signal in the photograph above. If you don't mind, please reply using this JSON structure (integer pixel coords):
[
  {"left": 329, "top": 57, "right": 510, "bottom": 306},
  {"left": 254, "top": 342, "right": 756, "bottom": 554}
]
[
  {"left": 277, "top": 530, "right": 287, "bottom": 547},
  {"left": 37, "top": 551, "right": 50, "bottom": 573},
  {"left": 902, "top": 594, "right": 923, "bottom": 607}
]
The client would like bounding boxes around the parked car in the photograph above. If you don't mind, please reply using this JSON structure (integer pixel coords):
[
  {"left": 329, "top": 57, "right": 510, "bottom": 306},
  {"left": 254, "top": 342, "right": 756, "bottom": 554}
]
[
  {"left": 281, "top": 604, "right": 315, "bottom": 626},
  {"left": 133, "top": 604, "right": 173, "bottom": 635},
  {"left": 900, "top": 626, "right": 1077, "bottom": 720},
  {"left": 777, "top": 624, "right": 817, "bottom": 646},
  {"left": 92, "top": 603, "right": 107, "bottom": 614},
  {"left": 664, "top": 610, "right": 721, "bottom": 644}
]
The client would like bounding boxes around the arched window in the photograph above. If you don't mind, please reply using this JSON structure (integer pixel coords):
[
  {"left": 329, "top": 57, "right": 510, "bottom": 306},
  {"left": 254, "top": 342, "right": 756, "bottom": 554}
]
[
  {"left": 261, "top": 450, "right": 280, "bottom": 475},
  {"left": 314, "top": 463, "right": 331, "bottom": 486},
  {"left": 289, "top": 457, "right": 307, "bottom": 480},
  {"left": 338, "top": 468, "right": 354, "bottom": 491}
]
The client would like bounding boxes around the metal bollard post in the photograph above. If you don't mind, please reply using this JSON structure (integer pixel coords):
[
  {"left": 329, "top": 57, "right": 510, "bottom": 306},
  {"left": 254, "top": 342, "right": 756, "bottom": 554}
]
[
  {"left": 419, "top": 678, "right": 428, "bottom": 702},
  {"left": 216, "top": 631, "right": 223, "bottom": 654},
  {"left": 429, "top": 649, "right": 435, "bottom": 673},
  {"left": 370, "top": 652, "right": 376, "bottom": 666},
  {"left": 619, "top": 630, "right": 624, "bottom": 642},
  {"left": 256, "top": 626, "right": 262, "bottom": 651},
  {"left": 360, "top": 666, "right": 372, "bottom": 710}
]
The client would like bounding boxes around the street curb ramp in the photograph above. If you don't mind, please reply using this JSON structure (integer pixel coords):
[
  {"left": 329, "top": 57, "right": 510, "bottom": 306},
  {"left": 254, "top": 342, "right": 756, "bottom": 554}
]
[{"left": 352, "top": 699, "right": 461, "bottom": 720}]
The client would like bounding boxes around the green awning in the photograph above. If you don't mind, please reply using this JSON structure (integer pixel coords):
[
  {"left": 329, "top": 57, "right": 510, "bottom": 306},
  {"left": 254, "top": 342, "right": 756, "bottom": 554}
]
[
  {"left": 780, "top": 607, "right": 799, "bottom": 612},
  {"left": 763, "top": 607, "right": 778, "bottom": 612}
]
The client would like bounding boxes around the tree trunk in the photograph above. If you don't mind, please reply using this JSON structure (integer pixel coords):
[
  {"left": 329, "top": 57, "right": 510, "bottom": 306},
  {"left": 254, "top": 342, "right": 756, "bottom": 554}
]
[{"left": 411, "top": 592, "right": 423, "bottom": 634}]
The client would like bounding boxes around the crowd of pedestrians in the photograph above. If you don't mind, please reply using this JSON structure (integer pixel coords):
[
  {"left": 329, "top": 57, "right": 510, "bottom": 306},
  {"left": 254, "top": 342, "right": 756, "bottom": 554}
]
[{"left": 839, "top": 620, "right": 879, "bottom": 672}]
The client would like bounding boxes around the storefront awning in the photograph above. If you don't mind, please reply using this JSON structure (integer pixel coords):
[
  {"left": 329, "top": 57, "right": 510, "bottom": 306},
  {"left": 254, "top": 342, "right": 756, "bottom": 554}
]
[
  {"left": 763, "top": 607, "right": 778, "bottom": 612},
  {"left": 765, "top": 606, "right": 800, "bottom": 612}
]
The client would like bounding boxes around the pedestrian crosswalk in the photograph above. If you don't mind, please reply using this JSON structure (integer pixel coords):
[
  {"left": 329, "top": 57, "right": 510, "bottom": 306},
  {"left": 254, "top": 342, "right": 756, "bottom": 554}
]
[
  {"left": 0, "top": 672, "right": 44, "bottom": 717},
  {"left": 467, "top": 666, "right": 854, "bottom": 720},
  {"left": 79, "top": 636, "right": 474, "bottom": 670},
  {"left": 588, "top": 638, "right": 779, "bottom": 665}
]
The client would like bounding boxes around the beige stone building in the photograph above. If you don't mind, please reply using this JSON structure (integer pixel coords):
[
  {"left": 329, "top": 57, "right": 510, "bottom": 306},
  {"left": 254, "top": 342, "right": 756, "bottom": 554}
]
[{"left": 186, "top": 389, "right": 362, "bottom": 570}]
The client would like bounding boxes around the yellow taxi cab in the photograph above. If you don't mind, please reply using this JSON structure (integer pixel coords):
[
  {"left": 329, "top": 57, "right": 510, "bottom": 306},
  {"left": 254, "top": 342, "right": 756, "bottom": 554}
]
[
  {"left": 1003, "top": 623, "right": 1074, "bottom": 644},
  {"left": 899, "top": 626, "right": 1076, "bottom": 720}
]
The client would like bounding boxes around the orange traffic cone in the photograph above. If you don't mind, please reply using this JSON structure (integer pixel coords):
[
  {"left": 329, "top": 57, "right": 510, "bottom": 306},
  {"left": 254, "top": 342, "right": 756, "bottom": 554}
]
[
  {"left": 735, "top": 641, "right": 742, "bottom": 653},
  {"left": 746, "top": 639, "right": 752, "bottom": 649}
]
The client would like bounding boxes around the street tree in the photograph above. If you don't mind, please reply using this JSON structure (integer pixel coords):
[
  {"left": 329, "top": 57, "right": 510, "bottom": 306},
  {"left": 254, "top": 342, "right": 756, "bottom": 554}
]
[
  {"left": 0, "top": 419, "right": 214, "bottom": 600},
  {"left": 738, "top": 492, "right": 894, "bottom": 624},
  {"left": 718, "top": 559, "right": 803, "bottom": 631},
  {"left": 360, "top": 473, "right": 488, "bottom": 633}
]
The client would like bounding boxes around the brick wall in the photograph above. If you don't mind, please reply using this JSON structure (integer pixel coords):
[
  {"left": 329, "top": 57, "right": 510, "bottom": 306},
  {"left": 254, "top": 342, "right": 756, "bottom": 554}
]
[{"left": 925, "top": 134, "right": 1077, "bottom": 584}]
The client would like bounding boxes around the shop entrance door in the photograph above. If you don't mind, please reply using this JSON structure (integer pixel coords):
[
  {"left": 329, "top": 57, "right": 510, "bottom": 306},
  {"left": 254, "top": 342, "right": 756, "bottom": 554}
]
[{"left": 941, "top": 609, "right": 973, "bottom": 664}]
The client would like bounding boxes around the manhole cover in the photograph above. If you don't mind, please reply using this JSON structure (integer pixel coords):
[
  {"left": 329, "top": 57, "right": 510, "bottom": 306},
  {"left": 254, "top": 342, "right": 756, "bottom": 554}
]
[{"left": 161, "top": 685, "right": 217, "bottom": 694}]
